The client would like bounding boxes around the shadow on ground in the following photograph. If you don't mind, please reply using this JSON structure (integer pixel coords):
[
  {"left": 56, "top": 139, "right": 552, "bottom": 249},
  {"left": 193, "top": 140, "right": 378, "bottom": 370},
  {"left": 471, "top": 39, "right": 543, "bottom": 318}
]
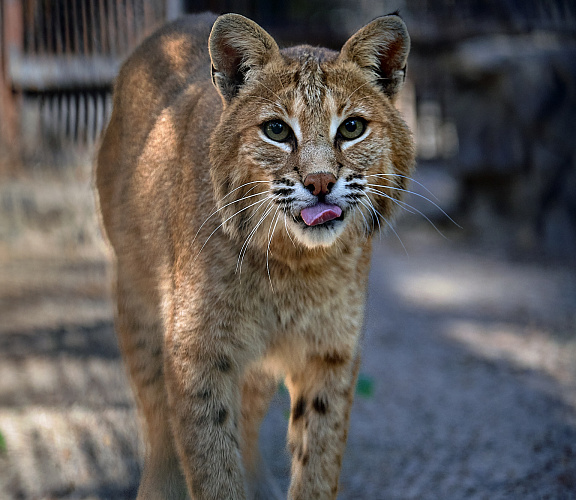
[{"left": 0, "top": 172, "right": 575, "bottom": 499}]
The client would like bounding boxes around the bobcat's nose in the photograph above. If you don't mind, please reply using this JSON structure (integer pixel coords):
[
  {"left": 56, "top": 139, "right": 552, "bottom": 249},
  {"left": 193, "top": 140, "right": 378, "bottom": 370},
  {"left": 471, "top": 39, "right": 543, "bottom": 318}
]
[{"left": 304, "top": 173, "right": 337, "bottom": 197}]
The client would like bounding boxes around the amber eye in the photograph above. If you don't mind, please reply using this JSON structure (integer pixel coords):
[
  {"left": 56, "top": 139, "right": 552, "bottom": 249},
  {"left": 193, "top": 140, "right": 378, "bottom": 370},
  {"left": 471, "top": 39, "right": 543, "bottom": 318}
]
[
  {"left": 263, "top": 120, "right": 291, "bottom": 142},
  {"left": 338, "top": 118, "right": 366, "bottom": 140}
]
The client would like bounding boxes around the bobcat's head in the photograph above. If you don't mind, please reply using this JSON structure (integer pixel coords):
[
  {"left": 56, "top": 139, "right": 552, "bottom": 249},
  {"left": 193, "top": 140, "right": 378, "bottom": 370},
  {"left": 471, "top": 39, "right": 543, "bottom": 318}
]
[{"left": 208, "top": 14, "right": 415, "bottom": 251}]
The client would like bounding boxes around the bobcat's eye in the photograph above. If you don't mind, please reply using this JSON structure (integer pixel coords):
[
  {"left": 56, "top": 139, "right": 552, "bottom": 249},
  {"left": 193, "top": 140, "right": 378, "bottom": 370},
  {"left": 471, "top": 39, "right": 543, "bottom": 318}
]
[
  {"left": 263, "top": 120, "right": 291, "bottom": 142},
  {"left": 338, "top": 118, "right": 366, "bottom": 140}
]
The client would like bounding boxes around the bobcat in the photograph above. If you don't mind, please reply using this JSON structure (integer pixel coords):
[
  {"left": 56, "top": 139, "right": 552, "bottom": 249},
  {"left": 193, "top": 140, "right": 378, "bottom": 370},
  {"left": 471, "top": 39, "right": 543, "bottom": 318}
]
[{"left": 97, "top": 11, "right": 414, "bottom": 500}]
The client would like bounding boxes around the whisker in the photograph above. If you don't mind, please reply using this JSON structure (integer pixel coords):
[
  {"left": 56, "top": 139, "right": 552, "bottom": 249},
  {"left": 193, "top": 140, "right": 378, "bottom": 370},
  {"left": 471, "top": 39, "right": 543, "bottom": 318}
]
[
  {"left": 236, "top": 201, "right": 274, "bottom": 275},
  {"left": 283, "top": 212, "right": 297, "bottom": 248},
  {"left": 273, "top": 70, "right": 288, "bottom": 96},
  {"left": 196, "top": 197, "right": 270, "bottom": 260},
  {"left": 362, "top": 194, "right": 408, "bottom": 255},
  {"left": 366, "top": 188, "right": 418, "bottom": 216},
  {"left": 266, "top": 208, "right": 281, "bottom": 293},
  {"left": 221, "top": 180, "right": 271, "bottom": 201},
  {"left": 366, "top": 173, "right": 440, "bottom": 202},
  {"left": 352, "top": 201, "right": 371, "bottom": 236},
  {"left": 247, "top": 94, "right": 284, "bottom": 110},
  {"left": 367, "top": 187, "right": 450, "bottom": 239},
  {"left": 368, "top": 184, "right": 461, "bottom": 228},
  {"left": 255, "top": 80, "right": 282, "bottom": 100},
  {"left": 359, "top": 197, "right": 382, "bottom": 235},
  {"left": 192, "top": 190, "right": 269, "bottom": 244},
  {"left": 345, "top": 80, "right": 376, "bottom": 102},
  {"left": 358, "top": 198, "right": 379, "bottom": 233}
]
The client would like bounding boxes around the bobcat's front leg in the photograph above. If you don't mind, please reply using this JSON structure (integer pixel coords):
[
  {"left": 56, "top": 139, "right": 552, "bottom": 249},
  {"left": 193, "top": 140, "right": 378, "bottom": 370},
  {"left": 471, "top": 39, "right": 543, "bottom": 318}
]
[
  {"left": 164, "top": 314, "right": 247, "bottom": 500},
  {"left": 286, "top": 353, "right": 361, "bottom": 500}
]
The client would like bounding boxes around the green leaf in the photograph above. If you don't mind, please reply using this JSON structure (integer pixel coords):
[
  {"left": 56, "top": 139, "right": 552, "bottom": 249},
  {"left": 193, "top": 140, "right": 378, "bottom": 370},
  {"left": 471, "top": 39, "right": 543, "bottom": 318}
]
[
  {"left": 356, "top": 373, "right": 374, "bottom": 398},
  {"left": 0, "top": 429, "right": 7, "bottom": 454}
]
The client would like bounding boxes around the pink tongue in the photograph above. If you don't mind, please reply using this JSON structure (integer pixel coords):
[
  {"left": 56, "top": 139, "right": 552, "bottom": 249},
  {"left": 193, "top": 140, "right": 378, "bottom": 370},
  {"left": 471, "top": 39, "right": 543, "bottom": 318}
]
[{"left": 300, "top": 203, "right": 342, "bottom": 226}]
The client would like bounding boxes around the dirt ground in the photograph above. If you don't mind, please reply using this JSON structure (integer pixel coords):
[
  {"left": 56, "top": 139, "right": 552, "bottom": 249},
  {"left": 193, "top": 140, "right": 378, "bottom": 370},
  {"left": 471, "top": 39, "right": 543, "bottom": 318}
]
[{"left": 0, "top": 166, "right": 575, "bottom": 499}]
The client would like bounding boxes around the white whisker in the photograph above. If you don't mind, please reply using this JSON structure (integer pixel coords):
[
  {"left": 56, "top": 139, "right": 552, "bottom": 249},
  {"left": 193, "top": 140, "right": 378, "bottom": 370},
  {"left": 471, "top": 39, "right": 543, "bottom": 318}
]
[
  {"left": 358, "top": 198, "right": 380, "bottom": 234},
  {"left": 368, "top": 183, "right": 460, "bottom": 228},
  {"left": 366, "top": 187, "right": 449, "bottom": 239},
  {"left": 283, "top": 213, "right": 297, "bottom": 248},
  {"left": 266, "top": 208, "right": 281, "bottom": 293},
  {"left": 221, "top": 180, "right": 271, "bottom": 201},
  {"left": 255, "top": 80, "right": 282, "bottom": 101},
  {"left": 193, "top": 190, "right": 269, "bottom": 244},
  {"left": 366, "top": 173, "right": 440, "bottom": 202},
  {"left": 362, "top": 195, "right": 408, "bottom": 255},
  {"left": 248, "top": 94, "right": 284, "bottom": 110},
  {"left": 195, "top": 197, "right": 270, "bottom": 260},
  {"left": 345, "top": 80, "right": 375, "bottom": 103},
  {"left": 359, "top": 197, "right": 382, "bottom": 236},
  {"left": 236, "top": 201, "right": 275, "bottom": 275},
  {"left": 352, "top": 201, "right": 371, "bottom": 236},
  {"left": 366, "top": 187, "right": 418, "bottom": 216}
]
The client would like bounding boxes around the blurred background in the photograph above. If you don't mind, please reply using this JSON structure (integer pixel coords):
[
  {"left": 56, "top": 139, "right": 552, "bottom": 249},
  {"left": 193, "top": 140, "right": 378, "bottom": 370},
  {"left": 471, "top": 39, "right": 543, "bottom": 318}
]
[
  {"left": 0, "top": 1, "right": 575, "bottom": 499},
  {"left": 2, "top": 0, "right": 576, "bottom": 258}
]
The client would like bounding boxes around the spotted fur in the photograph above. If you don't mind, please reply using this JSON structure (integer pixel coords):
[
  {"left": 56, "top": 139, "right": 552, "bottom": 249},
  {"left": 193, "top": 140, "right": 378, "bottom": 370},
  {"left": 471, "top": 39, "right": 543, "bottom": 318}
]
[{"left": 97, "top": 12, "right": 414, "bottom": 500}]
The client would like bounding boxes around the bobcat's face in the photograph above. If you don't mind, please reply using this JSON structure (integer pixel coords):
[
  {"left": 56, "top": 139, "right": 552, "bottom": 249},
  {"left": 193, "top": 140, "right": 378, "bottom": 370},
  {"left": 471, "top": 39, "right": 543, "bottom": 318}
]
[{"left": 209, "top": 16, "right": 414, "bottom": 251}]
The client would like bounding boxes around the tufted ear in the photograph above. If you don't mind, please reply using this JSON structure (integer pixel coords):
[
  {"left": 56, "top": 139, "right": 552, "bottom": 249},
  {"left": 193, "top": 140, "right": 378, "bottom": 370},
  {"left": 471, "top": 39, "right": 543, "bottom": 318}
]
[
  {"left": 209, "top": 13, "right": 280, "bottom": 103},
  {"left": 339, "top": 14, "right": 410, "bottom": 99}
]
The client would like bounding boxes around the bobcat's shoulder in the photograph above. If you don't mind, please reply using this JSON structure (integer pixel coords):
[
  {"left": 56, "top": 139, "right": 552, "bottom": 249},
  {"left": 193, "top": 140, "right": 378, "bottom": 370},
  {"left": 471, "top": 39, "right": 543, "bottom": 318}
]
[{"left": 97, "top": 12, "right": 414, "bottom": 500}]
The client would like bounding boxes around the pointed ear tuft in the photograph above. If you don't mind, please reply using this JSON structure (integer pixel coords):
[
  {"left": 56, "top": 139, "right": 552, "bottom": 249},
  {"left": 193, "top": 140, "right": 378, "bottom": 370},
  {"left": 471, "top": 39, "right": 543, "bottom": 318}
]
[
  {"left": 209, "top": 14, "right": 280, "bottom": 103},
  {"left": 340, "top": 15, "right": 410, "bottom": 98}
]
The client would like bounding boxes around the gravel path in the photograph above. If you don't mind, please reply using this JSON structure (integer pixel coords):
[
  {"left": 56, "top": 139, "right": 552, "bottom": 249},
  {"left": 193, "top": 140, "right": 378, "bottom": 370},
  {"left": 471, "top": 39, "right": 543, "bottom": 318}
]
[{"left": 1, "top": 174, "right": 575, "bottom": 499}]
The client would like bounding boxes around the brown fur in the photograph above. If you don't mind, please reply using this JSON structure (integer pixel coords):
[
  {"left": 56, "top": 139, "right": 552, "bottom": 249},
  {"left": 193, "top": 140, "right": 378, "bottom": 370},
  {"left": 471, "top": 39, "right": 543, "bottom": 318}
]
[{"left": 96, "top": 12, "right": 414, "bottom": 500}]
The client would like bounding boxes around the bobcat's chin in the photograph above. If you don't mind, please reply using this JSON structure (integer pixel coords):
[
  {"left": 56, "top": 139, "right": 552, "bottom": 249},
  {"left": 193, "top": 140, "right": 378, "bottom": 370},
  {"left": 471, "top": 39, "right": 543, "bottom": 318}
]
[{"left": 286, "top": 215, "right": 349, "bottom": 248}]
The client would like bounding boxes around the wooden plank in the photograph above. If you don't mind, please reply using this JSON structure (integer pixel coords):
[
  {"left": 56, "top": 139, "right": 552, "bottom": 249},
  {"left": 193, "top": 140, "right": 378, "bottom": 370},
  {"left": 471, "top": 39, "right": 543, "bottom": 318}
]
[
  {"left": 8, "top": 54, "right": 120, "bottom": 91},
  {"left": 0, "top": 0, "right": 23, "bottom": 149}
]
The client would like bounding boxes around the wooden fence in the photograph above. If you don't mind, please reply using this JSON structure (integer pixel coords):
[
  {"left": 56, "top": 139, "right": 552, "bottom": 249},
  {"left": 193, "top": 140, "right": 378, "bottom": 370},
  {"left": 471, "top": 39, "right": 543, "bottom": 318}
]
[{"left": 1, "top": 0, "right": 180, "bottom": 163}]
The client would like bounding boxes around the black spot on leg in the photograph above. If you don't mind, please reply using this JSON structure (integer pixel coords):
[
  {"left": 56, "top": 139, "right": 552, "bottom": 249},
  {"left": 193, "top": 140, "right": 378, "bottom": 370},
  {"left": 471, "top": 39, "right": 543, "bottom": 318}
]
[
  {"left": 141, "top": 367, "right": 163, "bottom": 387},
  {"left": 195, "top": 387, "right": 212, "bottom": 400},
  {"left": 214, "top": 407, "right": 228, "bottom": 426},
  {"left": 292, "top": 397, "right": 306, "bottom": 421},
  {"left": 312, "top": 396, "right": 328, "bottom": 414},
  {"left": 323, "top": 352, "right": 349, "bottom": 366},
  {"left": 214, "top": 355, "right": 232, "bottom": 373},
  {"left": 301, "top": 453, "right": 309, "bottom": 466}
]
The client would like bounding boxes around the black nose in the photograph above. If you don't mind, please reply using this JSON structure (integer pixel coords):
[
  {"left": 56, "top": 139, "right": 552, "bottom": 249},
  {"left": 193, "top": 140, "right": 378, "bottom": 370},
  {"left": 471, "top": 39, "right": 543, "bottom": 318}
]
[{"left": 304, "top": 173, "right": 337, "bottom": 197}]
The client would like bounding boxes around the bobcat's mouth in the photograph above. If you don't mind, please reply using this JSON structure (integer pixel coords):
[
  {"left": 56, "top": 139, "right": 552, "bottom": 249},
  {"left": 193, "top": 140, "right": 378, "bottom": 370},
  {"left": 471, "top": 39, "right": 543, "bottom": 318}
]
[
  {"left": 295, "top": 204, "right": 345, "bottom": 229},
  {"left": 300, "top": 203, "right": 343, "bottom": 226}
]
